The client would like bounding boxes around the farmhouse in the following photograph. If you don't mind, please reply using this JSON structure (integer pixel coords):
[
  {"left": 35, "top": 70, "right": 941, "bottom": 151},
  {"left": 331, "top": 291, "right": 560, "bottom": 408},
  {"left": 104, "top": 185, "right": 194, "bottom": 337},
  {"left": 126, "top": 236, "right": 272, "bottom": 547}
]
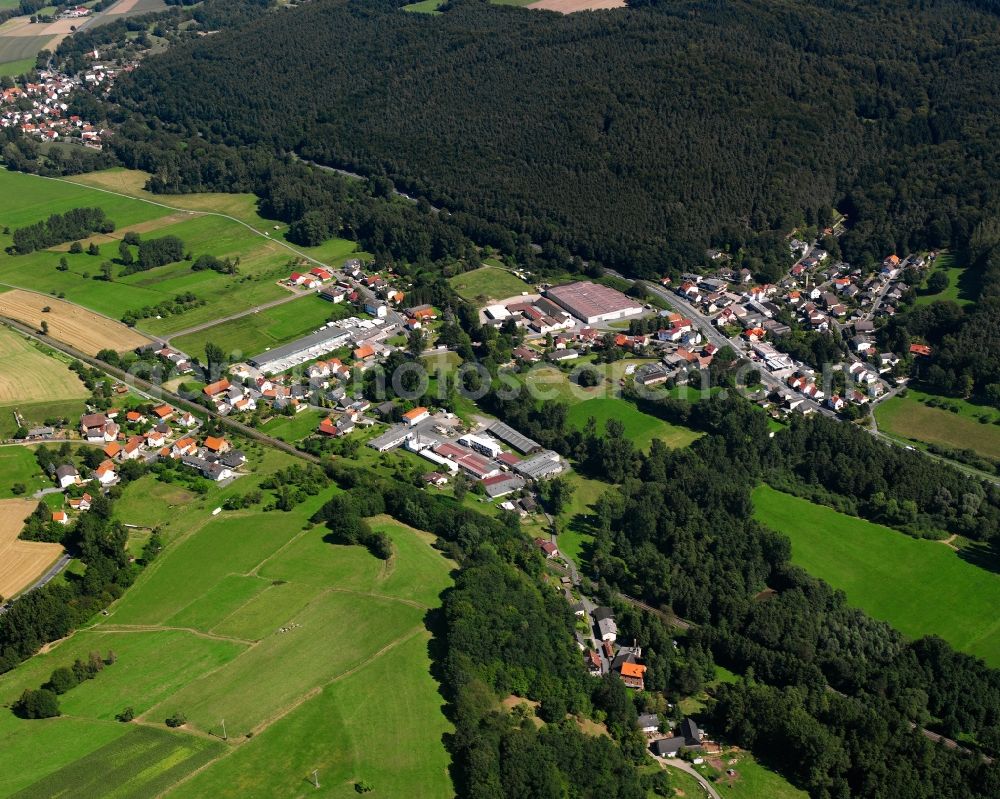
[
  {"left": 637, "top": 714, "right": 661, "bottom": 735},
  {"left": 544, "top": 281, "right": 643, "bottom": 324},
  {"left": 535, "top": 538, "right": 559, "bottom": 559}
]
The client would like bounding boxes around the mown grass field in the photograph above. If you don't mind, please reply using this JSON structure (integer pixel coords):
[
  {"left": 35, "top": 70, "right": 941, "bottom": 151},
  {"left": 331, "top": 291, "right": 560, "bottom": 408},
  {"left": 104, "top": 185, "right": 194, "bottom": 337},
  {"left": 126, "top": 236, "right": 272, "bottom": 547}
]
[
  {"left": 694, "top": 752, "right": 808, "bottom": 799},
  {"left": 565, "top": 397, "right": 701, "bottom": 451},
  {"left": 172, "top": 295, "right": 351, "bottom": 361},
  {"left": 875, "top": 387, "right": 1000, "bottom": 460},
  {"left": 753, "top": 485, "right": 1000, "bottom": 666},
  {"left": 0, "top": 170, "right": 363, "bottom": 339},
  {"left": 402, "top": 0, "right": 443, "bottom": 12},
  {"left": 555, "top": 472, "right": 609, "bottom": 568},
  {"left": 914, "top": 252, "right": 977, "bottom": 307},
  {"left": 449, "top": 265, "right": 528, "bottom": 303},
  {"left": 0, "top": 446, "right": 49, "bottom": 497},
  {"left": 0, "top": 444, "right": 456, "bottom": 796},
  {"left": 259, "top": 408, "right": 325, "bottom": 443},
  {"left": 10, "top": 726, "right": 225, "bottom": 799},
  {"left": 0, "top": 57, "right": 35, "bottom": 77}
]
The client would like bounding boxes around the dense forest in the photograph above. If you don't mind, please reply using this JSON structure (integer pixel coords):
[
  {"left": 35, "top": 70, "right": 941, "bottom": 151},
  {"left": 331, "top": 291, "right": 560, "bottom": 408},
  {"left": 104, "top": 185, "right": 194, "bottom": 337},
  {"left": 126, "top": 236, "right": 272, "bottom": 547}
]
[
  {"left": 486, "top": 388, "right": 1000, "bottom": 797},
  {"left": 110, "top": 0, "right": 1000, "bottom": 275}
]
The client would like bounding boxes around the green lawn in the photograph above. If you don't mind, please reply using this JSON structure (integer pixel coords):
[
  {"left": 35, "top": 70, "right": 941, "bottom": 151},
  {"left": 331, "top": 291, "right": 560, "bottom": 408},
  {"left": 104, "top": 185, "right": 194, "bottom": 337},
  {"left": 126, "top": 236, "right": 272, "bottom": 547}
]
[
  {"left": 0, "top": 445, "right": 49, "bottom": 497},
  {"left": 402, "top": 0, "right": 443, "bottom": 11},
  {"left": 259, "top": 408, "right": 326, "bottom": 443},
  {"left": 875, "top": 387, "right": 1000, "bottom": 461},
  {"left": 556, "top": 472, "right": 610, "bottom": 568},
  {"left": 169, "top": 631, "right": 453, "bottom": 799},
  {"left": 0, "top": 171, "right": 361, "bottom": 338},
  {"left": 112, "top": 475, "right": 199, "bottom": 530},
  {"left": 0, "top": 714, "right": 129, "bottom": 797},
  {"left": 449, "top": 265, "right": 529, "bottom": 304},
  {"left": 565, "top": 397, "right": 701, "bottom": 451},
  {"left": 914, "top": 252, "right": 977, "bottom": 307},
  {"left": 753, "top": 485, "right": 1000, "bottom": 666},
  {"left": 694, "top": 753, "right": 807, "bottom": 799},
  {"left": 172, "top": 295, "right": 351, "bottom": 361}
]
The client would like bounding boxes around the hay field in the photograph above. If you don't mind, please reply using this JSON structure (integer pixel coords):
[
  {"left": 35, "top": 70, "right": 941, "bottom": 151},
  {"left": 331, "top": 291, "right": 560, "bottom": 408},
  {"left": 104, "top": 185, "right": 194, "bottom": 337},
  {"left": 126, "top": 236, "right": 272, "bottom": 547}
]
[
  {"left": 0, "top": 497, "right": 62, "bottom": 600},
  {"left": 0, "top": 289, "right": 152, "bottom": 354},
  {"left": 0, "top": 325, "right": 89, "bottom": 404}
]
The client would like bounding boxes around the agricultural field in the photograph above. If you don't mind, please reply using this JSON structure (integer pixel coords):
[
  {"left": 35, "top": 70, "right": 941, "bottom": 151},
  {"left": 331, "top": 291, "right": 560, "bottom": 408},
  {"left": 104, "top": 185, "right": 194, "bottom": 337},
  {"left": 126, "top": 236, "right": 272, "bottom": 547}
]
[
  {"left": 0, "top": 56, "right": 35, "bottom": 77},
  {"left": 0, "top": 326, "right": 88, "bottom": 406},
  {"left": 171, "top": 295, "right": 350, "bottom": 362},
  {"left": 875, "top": 387, "right": 1000, "bottom": 461},
  {"left": 0, "top": 497, "right": 62, "bottom": 600},
  {"left": 0, "top": 289, "right": 152, "bottom": 354},
  {"left": 753, "top": 485, "right": 1000, "bottom": 666},
  {"left": 0, "top": 34, "right": 47, "bottom": 77},
  {"left": 0, "top": 448, "right": 456, "bottom": 796},
  {"left": 914, "top": 252, "right": 977, "bottom": 307},
  {"left": 0, "top": 170, "right": 364, "bottom": 340},
  {"left": 449, "top": 265, "right": 529, "bottom": 303},
  {"left": 565, "top": 397, "right": 701, "bottom": 451}
]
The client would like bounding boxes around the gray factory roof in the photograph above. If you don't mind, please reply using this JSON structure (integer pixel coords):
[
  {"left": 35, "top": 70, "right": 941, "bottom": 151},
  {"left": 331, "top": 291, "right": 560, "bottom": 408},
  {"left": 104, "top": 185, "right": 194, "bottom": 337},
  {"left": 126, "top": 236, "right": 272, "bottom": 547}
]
[
  {"left": 512, "top": 450, "right": 563, "bottom": 480},
  {"left": 485, "top": 420, "right": 539, "bottom": 454},
  {"left": 249, "top": 328, "right": 352, "bottom": 372}
]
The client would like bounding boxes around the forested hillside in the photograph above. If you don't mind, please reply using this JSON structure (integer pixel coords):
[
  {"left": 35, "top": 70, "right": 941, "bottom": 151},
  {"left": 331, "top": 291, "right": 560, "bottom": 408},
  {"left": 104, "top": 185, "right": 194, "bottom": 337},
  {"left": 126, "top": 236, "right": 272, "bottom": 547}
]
[{"left": 111, "top": 0, "right": 1000, "bottom": 275}]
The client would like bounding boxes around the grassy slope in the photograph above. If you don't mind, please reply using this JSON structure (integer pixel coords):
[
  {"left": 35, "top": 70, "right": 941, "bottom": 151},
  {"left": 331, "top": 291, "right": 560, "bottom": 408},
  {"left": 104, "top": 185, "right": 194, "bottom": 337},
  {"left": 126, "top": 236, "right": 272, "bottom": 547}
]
[
  {"left": 0, "top": 446, "right": 50, "bottom": 497},
  {"left": 0, "top": 170, "right": 362, "bottom": 337},
  {"left": 753, "top": 485, "right": 1000, "bottom": 666},
  {"left": 259, "top": 408, "right": 326, "bottom": 443},
  {"left": 449, "top": 265, "right": 528, "bottom": 303},
  {"left": 875, "top": 388, "right": 1000, "bottom": 460},
  {"left": 565, "top": 396, "right": 701, "bottom": 451},
  {"left": 914, "top": 252, "right": 977, "bottom": 307},
  {"left": 695, "top": 753, "right": 808, "bottom": 799},
  {"left": 0, "top": 441, "right": 455, "bottom": 796},
  {"left": 171, "top": 295, "right": 352, "bottom": 362}
]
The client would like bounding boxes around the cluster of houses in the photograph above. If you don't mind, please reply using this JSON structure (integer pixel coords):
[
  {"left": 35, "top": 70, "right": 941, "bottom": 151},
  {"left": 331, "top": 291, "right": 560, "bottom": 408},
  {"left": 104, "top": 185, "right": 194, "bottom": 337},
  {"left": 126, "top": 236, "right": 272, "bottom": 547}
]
[
  {"left": 670, "top": 244, "right": 937, "bottom": 414},
  {"left": 50, "top": 403, "right": 246, "bottom": 524},
  {"left": 0, "top": 67, "right": 117, "bottom": 148},
  {"left": 368, "top": 411, "right": 562, "bottom": 500}
]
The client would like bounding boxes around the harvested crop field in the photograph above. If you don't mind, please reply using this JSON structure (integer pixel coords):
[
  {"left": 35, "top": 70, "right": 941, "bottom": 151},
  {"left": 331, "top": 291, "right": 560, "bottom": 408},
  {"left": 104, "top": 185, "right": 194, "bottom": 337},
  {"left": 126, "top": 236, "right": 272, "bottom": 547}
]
[
  {"left": 528, "top": 0, "right": 625, "bottom": 11},
  {"left": 0, "top": 325, "right": 89, "bottom": 404},
  {"left": 0, "top": 497, "right": 62, "bottom": 600},
  {"left": 0, "top": 289, "right": 152, "bottom": 354}
]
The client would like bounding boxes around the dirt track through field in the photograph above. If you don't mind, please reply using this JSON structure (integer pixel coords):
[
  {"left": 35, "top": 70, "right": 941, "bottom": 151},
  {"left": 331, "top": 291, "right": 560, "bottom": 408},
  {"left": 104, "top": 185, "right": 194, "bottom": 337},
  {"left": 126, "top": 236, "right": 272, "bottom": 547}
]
[
  {"left": 0, "top": 289, "right": 153, "bottom": 354},
  {"left": 0, "top": 497, "right": 63, "bottom": 600}
]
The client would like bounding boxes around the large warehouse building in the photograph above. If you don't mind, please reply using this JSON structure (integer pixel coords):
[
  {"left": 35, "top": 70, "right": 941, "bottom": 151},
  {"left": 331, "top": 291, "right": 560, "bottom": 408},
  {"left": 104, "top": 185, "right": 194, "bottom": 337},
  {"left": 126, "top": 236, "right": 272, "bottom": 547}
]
[{"left": 544, "top": 281, "right": 644, "bottom": 324}]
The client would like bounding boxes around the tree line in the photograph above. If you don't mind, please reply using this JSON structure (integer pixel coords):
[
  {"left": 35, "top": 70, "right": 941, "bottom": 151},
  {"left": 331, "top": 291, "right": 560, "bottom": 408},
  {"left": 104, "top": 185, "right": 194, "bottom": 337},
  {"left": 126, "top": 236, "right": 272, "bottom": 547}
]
[
  {"left": 10, "top": 207, "right": 113, "bottom": 254},
  {"left": 109, "top": 0, "right": 1000, "bottom": 277}
]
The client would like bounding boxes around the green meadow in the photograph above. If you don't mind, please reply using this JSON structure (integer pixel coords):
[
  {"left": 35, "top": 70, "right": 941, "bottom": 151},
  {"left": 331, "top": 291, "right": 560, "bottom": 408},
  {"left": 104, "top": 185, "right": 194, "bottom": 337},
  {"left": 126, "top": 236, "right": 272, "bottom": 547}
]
[
  {"left": 259, "top": 408, "right": 326, "bottom": 443},
  {"left": 449, "top": 264, "right": 528, "bottom": 303},
  {"left": 0, "top": 443, "right": 455, "bottom": 796},
  {"left": 0, "top": 445, "right": 49, "bottom": 497},
  {"left": 172, "top": 295, "right": 351, "bottom": 361},
  {"left": 565, "top": 397, "right": 701, "bottom": 451},
  {"left": 753, "top": 485, "right": 1000, "bottom": 666},
  {"left": 914, "top": 252, "right": 977, "bottom": 307},
  {"left": 875, "top": 387, "right": 1000, "bottom": 461},
  {"left": 0, "top": 170, "right": 363, "bottom": 338}
]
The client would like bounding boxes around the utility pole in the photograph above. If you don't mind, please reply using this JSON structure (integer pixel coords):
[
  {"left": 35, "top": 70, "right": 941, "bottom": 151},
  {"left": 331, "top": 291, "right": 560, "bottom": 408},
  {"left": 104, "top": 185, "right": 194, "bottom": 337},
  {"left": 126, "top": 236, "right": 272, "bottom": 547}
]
[{"left": 311, "top": 769, "right": 320, "bottom": 789}]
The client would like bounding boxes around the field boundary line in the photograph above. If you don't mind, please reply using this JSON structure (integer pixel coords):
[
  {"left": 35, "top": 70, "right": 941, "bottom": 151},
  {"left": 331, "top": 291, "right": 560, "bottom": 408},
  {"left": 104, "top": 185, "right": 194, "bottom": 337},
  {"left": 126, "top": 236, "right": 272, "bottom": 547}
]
[
  {"left": 151, "top": 625, "right": 429, "bottom": 798},
  {"left": 39, "top": 172, "right": 339, "bottom": 268},
  {"left": 92, "top": 623, "right": 256, "bottom": 646},
  {"left": 158, "top": 572, "right": 271, "bottom": 633},
  {"left": 246, "top": 525, "right": 316, "bottom": 578}
]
